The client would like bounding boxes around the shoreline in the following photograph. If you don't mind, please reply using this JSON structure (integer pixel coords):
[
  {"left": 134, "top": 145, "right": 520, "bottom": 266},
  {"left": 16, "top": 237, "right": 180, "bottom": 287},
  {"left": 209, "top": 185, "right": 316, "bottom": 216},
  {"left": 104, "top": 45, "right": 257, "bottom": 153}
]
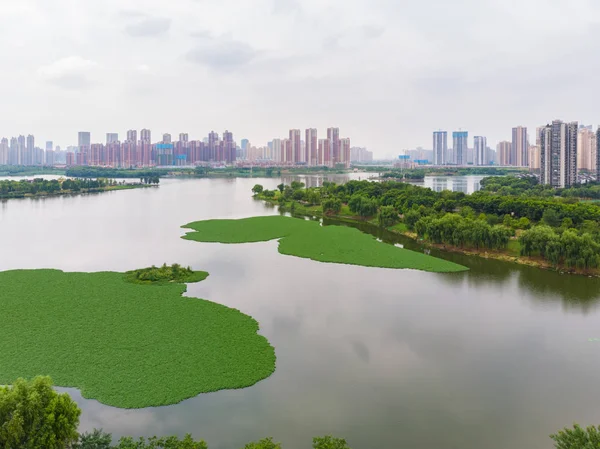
[
  {"left": 0, "top": 184, "right": 154, "bottom": 201},
  {"left": 263, "top": 198, "right": 600, "bottom": 277}
]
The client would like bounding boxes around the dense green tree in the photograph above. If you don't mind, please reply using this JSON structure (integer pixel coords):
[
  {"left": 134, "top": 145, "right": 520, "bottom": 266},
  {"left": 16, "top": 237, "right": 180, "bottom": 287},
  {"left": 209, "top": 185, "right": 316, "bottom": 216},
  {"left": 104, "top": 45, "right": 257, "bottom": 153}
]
[
  {"left": 243, "top": 437, "right": 282, "bottom": 449},
  {"left": 542, "top": 209, "right": 561, "bottom": 227},
  {"left": 114, "top": 435, "right": 207, "bottom": 449},
  {"left": 252, "top": 184, "right": 264, "bottom": 195},
  {"left": 277, "top": 183, "right": 285, "bottom": 193},
  {"left": 75, "top": 429, "right": 112, "bottom": 449},
  {"left": 322, "top": 198, "right": 342, "bottom": 215},
  {"left": 0, "top": 376, "right": 81, "bottom": 449},
  {"left": 313, "top": 435, "right": 351, "bottom": 449},
  {"left": 348, "top": 194, "right": 377, "bottom": 218},
  {"left": 378, "top": 206, "right": 399, "bottom": 227},
  {"left": 290, "top": 181, "right": 305, "bottom": 190},
  {"left": 551, "top": 423, "right": 600, "bottom": 449}
]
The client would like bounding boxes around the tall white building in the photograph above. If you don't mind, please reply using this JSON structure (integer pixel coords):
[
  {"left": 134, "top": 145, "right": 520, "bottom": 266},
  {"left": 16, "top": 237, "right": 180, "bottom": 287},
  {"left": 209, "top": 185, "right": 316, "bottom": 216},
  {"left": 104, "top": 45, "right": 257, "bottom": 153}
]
[
  {"left": 452, "top": 131, "right": 468, "bottom": 165},
  {"left": 433, "top": 131, "right": 447, "bottom": 165},
  {"left": 474, "top": 136, "right": 487, "bottom": 166},
  {"left": 305, "top": 129, "right": 318, "bottom": 166},
  {"left": 272, "top": 139, "right": 282, "bottom": 163},
  {"left": 540, "top": 120, "right": 578, "bottom": 188},
  {"left": 577, "top": 126, "right": 595, "bottom": 171}
]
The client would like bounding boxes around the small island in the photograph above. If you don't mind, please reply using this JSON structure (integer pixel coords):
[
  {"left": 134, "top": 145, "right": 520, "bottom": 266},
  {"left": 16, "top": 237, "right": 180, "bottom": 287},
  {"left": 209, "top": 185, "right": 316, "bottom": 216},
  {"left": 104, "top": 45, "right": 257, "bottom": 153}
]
[
  {"left": 0, "top": 265, "right": 275, "bottom": 409},
  {"left": 0, "top": 177, "right": 158, "bottom": 200},
  {"left": 252, "top": 177, "right": 600, "bottom": 276}
]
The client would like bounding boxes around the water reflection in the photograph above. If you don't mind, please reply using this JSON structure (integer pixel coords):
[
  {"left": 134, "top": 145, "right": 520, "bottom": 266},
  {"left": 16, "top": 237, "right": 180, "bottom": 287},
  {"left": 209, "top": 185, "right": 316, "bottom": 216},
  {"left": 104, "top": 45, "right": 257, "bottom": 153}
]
[{"left": 1, "top": 177, "right": 599, "bottom": 449}]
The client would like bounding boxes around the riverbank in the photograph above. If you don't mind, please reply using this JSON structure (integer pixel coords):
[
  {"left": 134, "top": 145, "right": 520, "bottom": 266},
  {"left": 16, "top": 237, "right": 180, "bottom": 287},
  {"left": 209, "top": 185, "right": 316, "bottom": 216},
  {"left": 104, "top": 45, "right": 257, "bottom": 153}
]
[
  {"left": 261, "top": 197, "right": 600, "bottom": 277},
  {"left": 0, "top": 181, "right": 154, "bottom": 200}
]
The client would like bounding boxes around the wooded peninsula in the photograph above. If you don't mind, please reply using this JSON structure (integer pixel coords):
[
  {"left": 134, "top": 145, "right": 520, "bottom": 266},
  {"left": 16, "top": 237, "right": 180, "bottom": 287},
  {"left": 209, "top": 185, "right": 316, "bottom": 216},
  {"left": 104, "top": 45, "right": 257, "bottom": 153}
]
[{"left": 253, "top": 177, "right": 600, "bottom": 275}]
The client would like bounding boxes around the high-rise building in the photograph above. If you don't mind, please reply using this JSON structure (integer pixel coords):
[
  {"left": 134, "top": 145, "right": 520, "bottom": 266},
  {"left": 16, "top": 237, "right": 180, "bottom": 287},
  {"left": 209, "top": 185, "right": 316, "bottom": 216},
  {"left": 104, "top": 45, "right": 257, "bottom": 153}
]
[
  {"left": 318, "top": 139, "right": 331, "bottom": 166},
  {"left": 106, "top": 133, "right": 119, "bottom": 144},
  {"left": 433, "top": 131, "right": 447, "bottom": 165},
  {"left": 25, "top": 135, "right": 35, "bottom": 166},
  {"left": 222, "top": 130, "right": 235, "bottom": 163},
  {"left": 540, "top": 120, "right": 578, "bottom": 188},
  {"left": 162, "top": 133, "right": 172, "bottom": 144},
  {"left": 126, "top": 130, "right": 137, "bottom": 143},
  {"left": 597, "top": 127, "right": 600, "bottom": 181},
  {"left": 289, "top": 129, "right": 301, "bottom": 163},
  {"left": 512, "top": 126, "right": 528, "bottom": 166},
  {"left": 78, "top": 132, "right": 91, "bottom": 148},
  {"left": 327, "top": 128, "right": 340, "bottom": 166},
  {"left": 272, "top": 139, "right": 282, "bottom": 163},
  {"left": 179, "top": 133, "right": 189, "bottom": 143},
  {"left": 0, "top": 138, "right": 8, "bottom": 165},
  {"left": 350, "top": 147, "right": 374, "bottom": 162},
  {"left": 529, "top": 146, "right": 541, "bottom": 171},
  {"left": 577, "top": 127, "right": 595, "bottom": 171},
  {"left": 497, "top": 141, "right": 512, "bottom": 166},
  {"left": 140, "top": 129, "right": 151, "bottom": 143},
  {"left": 305, "top": 129, "right": 318, "bottom": 166},
  {"left": 339, "top": 138, "right": 351, "bottom": 168},
  {"left": 474, "top": 136, "right": 487, "bottom": 166},
  {"left": 452, "top": 131, "right": 468, "bottom": 165}
]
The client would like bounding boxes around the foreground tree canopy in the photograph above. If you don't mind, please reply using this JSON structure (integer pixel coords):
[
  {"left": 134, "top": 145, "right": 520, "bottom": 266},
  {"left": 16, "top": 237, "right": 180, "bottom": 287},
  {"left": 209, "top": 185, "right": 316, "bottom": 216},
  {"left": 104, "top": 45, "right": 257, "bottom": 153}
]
[
  {"left": 182, "top": 216, "right": 467, "bottom": 273},
  {"left": 0, "top": 267, "right": 275, "bottom": 408}
]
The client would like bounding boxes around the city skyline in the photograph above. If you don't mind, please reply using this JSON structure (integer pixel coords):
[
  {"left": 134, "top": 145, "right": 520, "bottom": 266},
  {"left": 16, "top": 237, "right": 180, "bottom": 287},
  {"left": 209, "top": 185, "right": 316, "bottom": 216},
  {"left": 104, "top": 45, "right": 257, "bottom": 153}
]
[{"left": 2, "top": 1, "right": 600, "bottom": 158}]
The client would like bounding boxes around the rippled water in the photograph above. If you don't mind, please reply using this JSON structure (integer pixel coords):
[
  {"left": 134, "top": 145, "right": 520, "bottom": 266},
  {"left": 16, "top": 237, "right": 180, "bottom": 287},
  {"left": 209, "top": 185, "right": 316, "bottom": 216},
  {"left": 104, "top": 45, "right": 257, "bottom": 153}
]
[{"left": 1, "top": 174, "right": 599, "bottom": 449}]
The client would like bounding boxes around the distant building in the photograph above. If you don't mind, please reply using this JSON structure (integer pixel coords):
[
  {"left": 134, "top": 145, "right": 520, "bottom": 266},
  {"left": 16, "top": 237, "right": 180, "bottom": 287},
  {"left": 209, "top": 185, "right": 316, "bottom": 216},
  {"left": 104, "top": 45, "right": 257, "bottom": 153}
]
[
  {"left": 350, "top": 147, "right": 373, "bottom": 162},
  {"left": 106, "top": 133, "right": 119, "bottom": 144},
  {"left": 512, "top": 126, "right": 528, "bottom": 166},
  {"left": 474, "top": 136, "right": 487, "bottom": 166},
  {"left": 327, "top": 128, "right": 340, "bottom": 166},
  {"left": 529, "top": 145, "right": 540, "bottom": 171},
  {"left": 452, "top": 131, "right": 468, "bottom": 165},
  {"left": 126, "top": 130, "right": 137, "bottom": 143},
  {"left": 497, "top": 141, "right": 512, "bottom": 166},
  {"left": 577, "top": 127, "right": 595, "bottom": 171},
  {"left": 162, "top": 133, "right": 172, "bottom": 144},
  {"left": 78, "top": 132, "right": 91, "bottom": 148},
  {"left": 140, "top": 129, "right": 151, "bottom": 143},
  {"left": 433, "top": 131, "right": 447, "bottom": 165},
  {"left": 289, "top": 129, "right": 301, "bottom": 163},
  {"left": 540, "top": 120, "right": 578, "bottom": 187},
  {"left": 305, "top": 129, "right": 318, "bottom": 166},
  {"left": 597, "top": 127, "right": 600, "bottom": 181}
]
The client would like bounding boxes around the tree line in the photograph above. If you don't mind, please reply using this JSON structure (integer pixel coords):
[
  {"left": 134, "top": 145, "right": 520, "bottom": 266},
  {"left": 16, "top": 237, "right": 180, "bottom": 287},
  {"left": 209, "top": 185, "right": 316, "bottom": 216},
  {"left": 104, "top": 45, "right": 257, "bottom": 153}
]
[
  {"left": 0, "top": 178, "right": 119, "bottom": 197},
  {"left": 1, "top": 377, "right": 351, "bottom": 449},
  {"left": 66, "top": 167, "right": 169, "bottom": 179},
  {"left": 253, "top": 177, "right": 600, "bottom": 270}
]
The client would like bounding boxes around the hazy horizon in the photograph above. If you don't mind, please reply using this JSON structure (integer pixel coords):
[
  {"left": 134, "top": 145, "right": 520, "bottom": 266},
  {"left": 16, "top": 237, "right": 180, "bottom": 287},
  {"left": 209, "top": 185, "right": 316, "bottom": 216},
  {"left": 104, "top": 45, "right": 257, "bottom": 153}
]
[{"left": 1, "top": 0, "right": 599, "bottom": 158}]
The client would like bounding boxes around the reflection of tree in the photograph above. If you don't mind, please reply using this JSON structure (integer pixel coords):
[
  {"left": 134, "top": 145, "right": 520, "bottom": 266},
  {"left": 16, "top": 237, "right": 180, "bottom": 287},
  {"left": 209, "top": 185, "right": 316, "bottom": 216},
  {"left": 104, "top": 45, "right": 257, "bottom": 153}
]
[{"left": 324, "top": 216, "right": 600, "bottom": 310}]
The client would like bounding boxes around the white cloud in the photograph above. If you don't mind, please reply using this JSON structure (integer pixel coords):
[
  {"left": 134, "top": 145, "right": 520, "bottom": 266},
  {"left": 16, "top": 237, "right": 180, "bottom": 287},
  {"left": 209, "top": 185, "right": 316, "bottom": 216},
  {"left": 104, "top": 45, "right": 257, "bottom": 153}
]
[{"left": 37, "top": 56, "right": 99, "bottom": 88}]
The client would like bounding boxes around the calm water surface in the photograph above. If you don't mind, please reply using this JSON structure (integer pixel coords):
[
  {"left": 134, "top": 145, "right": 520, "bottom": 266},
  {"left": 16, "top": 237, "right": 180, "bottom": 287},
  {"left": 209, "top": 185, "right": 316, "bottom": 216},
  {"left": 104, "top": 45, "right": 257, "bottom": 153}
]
[{"left": 1, "top": 175, "right": 600, "bottom": 449}]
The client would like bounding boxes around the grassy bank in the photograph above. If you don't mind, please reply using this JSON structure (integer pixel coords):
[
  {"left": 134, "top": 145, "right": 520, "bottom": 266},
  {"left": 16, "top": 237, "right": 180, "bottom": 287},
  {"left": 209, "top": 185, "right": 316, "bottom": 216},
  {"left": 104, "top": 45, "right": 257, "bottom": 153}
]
[
  {"left": 0, "top": 268, "right": 275, "bottom": 408},
  {"left": 182, "top": 216, "right": 468, "bottom": 273}
]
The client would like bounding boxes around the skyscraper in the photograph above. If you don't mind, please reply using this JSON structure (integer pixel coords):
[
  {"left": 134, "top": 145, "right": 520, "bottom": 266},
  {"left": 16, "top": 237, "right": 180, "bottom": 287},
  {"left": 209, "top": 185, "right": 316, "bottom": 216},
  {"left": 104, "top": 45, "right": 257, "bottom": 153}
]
[
  {"left": 222, "top": 130, "right": 235, "bottom": 163},
  {"left": 540, "top": 120, "right": 578, "bottom": 188},
  {"left": 577, "top": 126, "right": 595, "bottom": 171},
  {"left": 474, "top": 136, "right": 487, "bottom": 166},
  {"left": 327, "top": 128, "right": 340, "bottom": 166},
  {"left": 0, "top": 138, "right": 8, "bottom": 165},
  {"left": 162, "top": 133, "right": 172, "bottom": 143},
  {"left": 305, "top": 129, "right": 318, "bottom": 166},
  {"left": 339, "top": 138, "right": 351, "bottom": 168},
  {"left": 126, "top": 130, "right": 137, "bottom": 143},
  {"left": 597, "top": 127, "right": 600, "bottom": 181},
  {"left": 26, "top": 135, "right": 35, "bottom": 166},
  {"left": 290, "top": 129, "right": 301, "bottom": 163},
  {"left": 140, "top": 129, "right": 151, "bottom": 143},
  {"left": 179, "top": 133, "right": 189, "bottom": 143},
  {"left": 433, "top": 131, "right": 447, "bottom": 165},
  {"left": 452, "top": 131, "right": 468, "bottom": 165},
  {"left": 512, "top": 126, "right": 528, "bottom": 166},
  {"left": 497, "top": 141, "right": 512, "bottom": 166},
  {"left": 78, "top": 132, "right": 91, "bottom": 148},
  {"left": 106, "top": 133, "right": 119, "bottom": 144},
  {"left": 272, "top": 139, "right": 282, "bottom": 163}
]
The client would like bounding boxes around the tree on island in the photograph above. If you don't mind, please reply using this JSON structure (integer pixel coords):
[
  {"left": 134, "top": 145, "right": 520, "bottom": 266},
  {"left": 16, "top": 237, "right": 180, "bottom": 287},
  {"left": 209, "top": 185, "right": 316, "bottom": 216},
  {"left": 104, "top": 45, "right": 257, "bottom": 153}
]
[
  {"left": 252, "top": 184, "right": 264, "bottom": 195},
  {"left": 0, "top": 376, "right": 81, "bottom": 449}
]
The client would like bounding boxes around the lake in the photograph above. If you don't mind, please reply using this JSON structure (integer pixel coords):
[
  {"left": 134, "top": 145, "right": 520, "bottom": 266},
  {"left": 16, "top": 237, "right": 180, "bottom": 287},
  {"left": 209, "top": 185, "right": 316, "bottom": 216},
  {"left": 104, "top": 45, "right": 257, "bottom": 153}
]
[{"left": 1, "top": 174, "right": 599, "bottom": 449}]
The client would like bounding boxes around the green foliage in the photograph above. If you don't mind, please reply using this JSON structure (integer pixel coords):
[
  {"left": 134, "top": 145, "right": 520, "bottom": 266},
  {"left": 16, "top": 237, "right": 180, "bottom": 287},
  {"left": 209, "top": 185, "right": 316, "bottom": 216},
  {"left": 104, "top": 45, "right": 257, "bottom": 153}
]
[
  {"left": 124, "top": 264, "right": 208, "bottom": 285},
  {"left": 551, "top": 423, "right": 600, "bottom": 449},
  {"left": 76, "top": 429, "right": 112, "bottom": 449},
  {"left": 322, "top": 198, "right": 342, "bottom": 215},
  {"left": 313, "top": 436, "right": 351, "bottom": 449},
  {"left": 243, "top": 437, "right": 282, "bottom": 449},
  {"left": 348, "top": 194, "right": 378, "bottom": 218},
  {"left": 66, "top": 167, "right": 168, "bottom": 179},
  {"left": 415, "top": 213, "right": 512, "bottom": 250},
  {"left": 114, "top": 434, "right": 207, "bottom": 449},
  {"left": 0, "top": 269, "right": 275, "bottom": 408},
  {"left": 542, "top": 209, "right": 561, "bottom": 228},
  {"left": 378, "top": 205, "right": 398, "bottom": 227},
  {"left": 182, "top": 216, "right": 467, "bottom": 273},
  {"left": 0, "top": 177, "right": 138, "bottom": 198},
  {"left": 0, "top": 376, "right": 81, "bottom": 449},
  {"left": 252, "top": 184, "right": 264, "bottom": 195}
]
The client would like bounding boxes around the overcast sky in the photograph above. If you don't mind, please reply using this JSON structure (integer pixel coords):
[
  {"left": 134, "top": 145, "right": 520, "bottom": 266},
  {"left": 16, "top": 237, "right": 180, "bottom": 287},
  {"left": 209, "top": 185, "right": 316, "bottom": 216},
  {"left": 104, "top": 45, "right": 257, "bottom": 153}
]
[{"left": 1, "top": 0, "right": 599, "bottom": 157}]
